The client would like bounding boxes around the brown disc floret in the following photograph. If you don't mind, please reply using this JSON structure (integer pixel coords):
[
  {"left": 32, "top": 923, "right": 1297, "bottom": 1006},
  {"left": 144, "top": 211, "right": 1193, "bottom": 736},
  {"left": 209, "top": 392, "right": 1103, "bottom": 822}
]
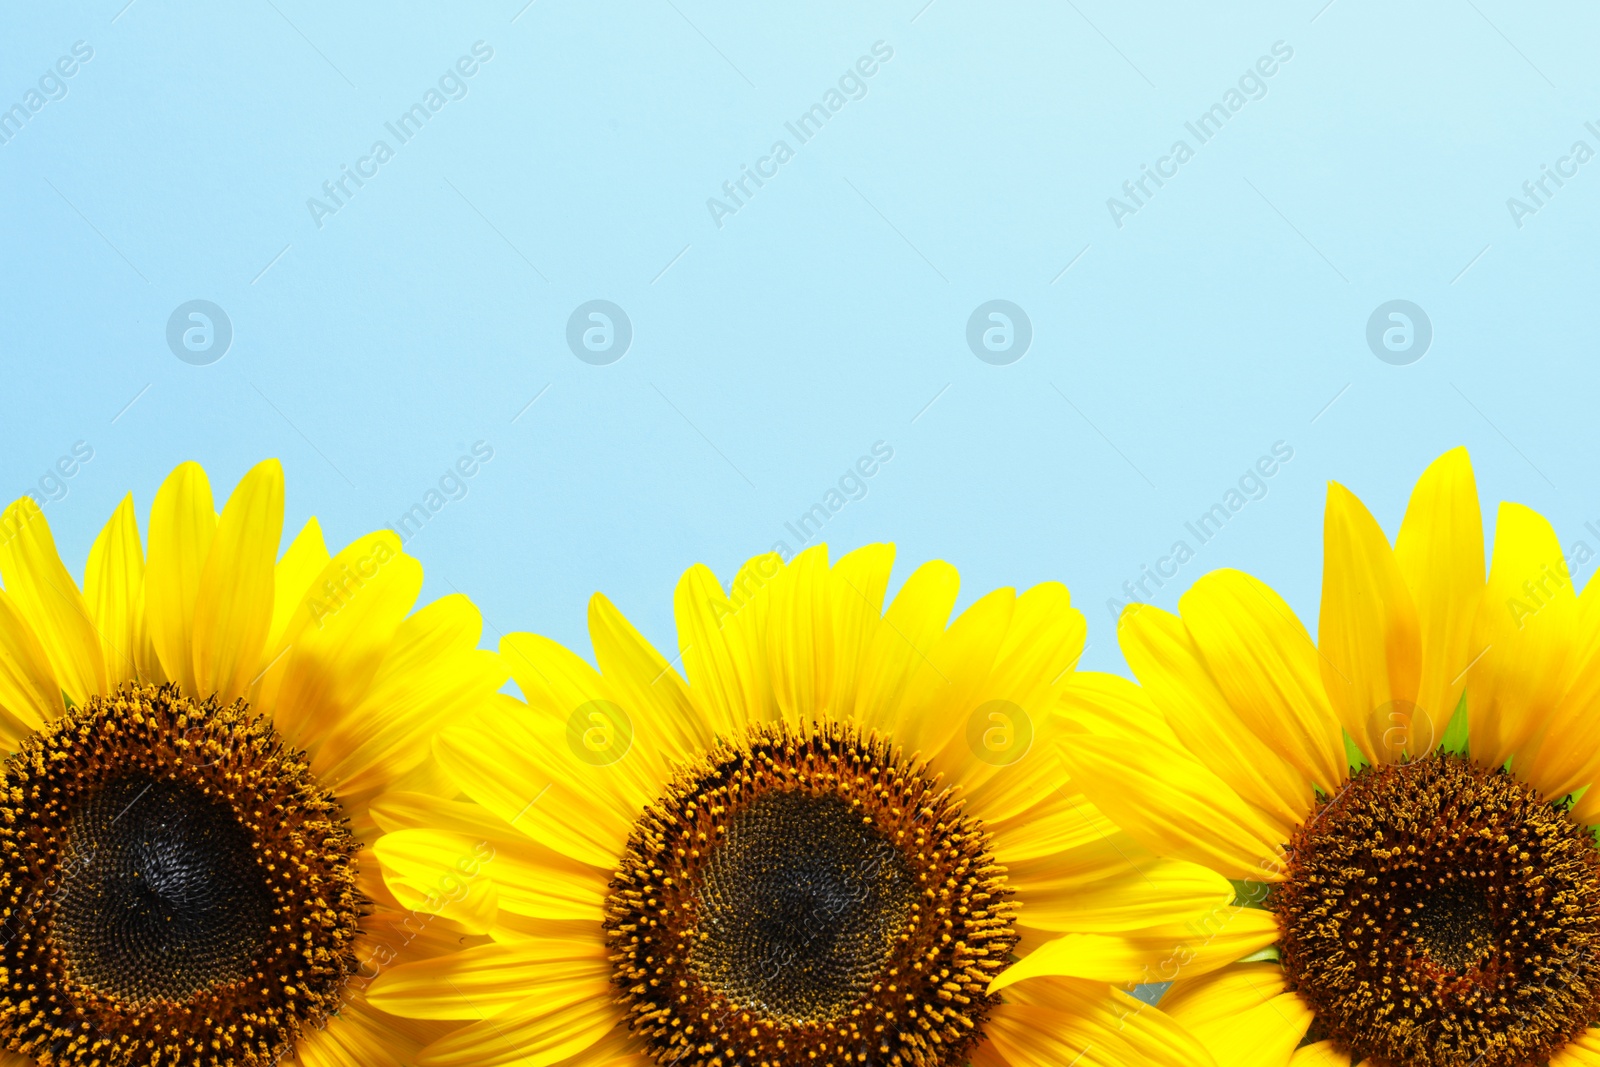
[
  {"left": 604, "top": 721, "right": 1018, "bottom": 1067},
  {"left": 1276, "top": 752, "right": 1600, "bottom": 1067},
  {"left": 0, "top": 683, "right": 363, "bottom": 1067}
]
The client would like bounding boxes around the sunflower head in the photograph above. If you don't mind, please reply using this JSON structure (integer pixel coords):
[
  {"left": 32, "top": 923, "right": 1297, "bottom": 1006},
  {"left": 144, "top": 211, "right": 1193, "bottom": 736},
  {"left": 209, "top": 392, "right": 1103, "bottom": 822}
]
[
  {"left": 368, "top": 543, "right": 1231, "bottom": 1067},
  {"left": 1061, "top": 448, "right": 1600, "bottom": 1067},
  {"left": 603, "top": 718, "right": 1018, "bottom": 1067},
  {"left": 0, "top": 459, "right": 502, "bottom": 1067},
  {"left": 0, "top": 682, "right": 361, "bottom": 1065}
]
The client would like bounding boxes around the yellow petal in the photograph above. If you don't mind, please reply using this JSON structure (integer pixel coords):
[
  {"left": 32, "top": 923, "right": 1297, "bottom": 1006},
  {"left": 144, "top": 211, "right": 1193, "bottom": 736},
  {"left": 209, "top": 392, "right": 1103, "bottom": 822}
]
[
  {"left": 144, "top": 461, "right": 216, "bottom": 693},
  {"left": 988, "top": 786, "right": 1123, "bottom": 863},
  {"left": 314, "top": 594, "right": 503, "bottom": 796},
  {"left": 1119, "top": 602, "right": 1311, "bottom": 837},
  {"left": 192, "top": 459, "right": 283, "bottom": 702},
  {"left": 1161, "top": 964, "right": 1310, "bottom": 1067},
  {"left": 1467, "top": 502, "right": 1576, "bottom": 770},
  {"left": 589, "top": 592, "right": 705, "bottom": 760},
  {"left": 1008, "top": 845, "right": 1233, "bottom": 934},
  {"left": 435, "top": 693, "right": 632, "bottom": 871},
  {"left": 826, "top": 542, "right": 896, "bottom": 720},
  {"left": 269, "top": 516, "right": 330, "bottom": 651},
  {"left": 370, "top": 793, "right": 610, "bottom": 927},
  {"left": 1159, "top": 961, "right": 1285, "bottom": 1024},
  {"left": 987, "top": 581, "right": 1085, "bottom": 704},
  {"left": 905, "top": 585, "right": 1014, "bottom": 770},
  {"left": 1550, "top": 1030, "right": 1600, "bottom": 1067},
  {"left": 854, "top": 559, "right": 959, "bottom": 735},
  {"left": 1393, "top": 447, "right": 1485, "bottom": 747},
  {"left": 1058, "top": 673, "right": 1288, "bottom": 881},
  {"left": 415, "top": 989, "right": 617, "bottom": 1067},
  {"left": 368, "top": 938, "right": 609, "bottom": 1021},
  {"left": 498, "top": 631, "right": 675, "bottom": 820},
  {"left": 928, "top": 583, "right": 1086, "bottom": 809},
  {"left": 0, "top": 496, "right": 104, "bottom": 704},
  {"left": 991, "top": 908, "right": 1279, "bottom": 988},
  {"left": 765, "top": 544, "right": 835, "bottom": 727},
  {"left": 294, "top": 1002, "right": 419, "bottom": 1067},
  {"left": 83, "top": 494, "right": 159, "bottom": 687},
  {"left": 372, "top": 829, "right": 501, "bottom": 933},
  {"left": 985, "top": 978, "right": 1218, "bottom": 1067},
  {"left": 1318, "top": 481, "right": 1423, "bottom": 763},
  {"left": 377, "top": 826, "right": 605, "bottom": 930},
  {"left": 673, "top": 562, "right": 766, "bottom": 734},
  {"left": 0, "top": 588, "right": 64, "bottom": 738},
  {"left": 1180, "top": 569, "right": 1347, "bottom": 794},
  {"left": 1290, "top": 1041, "right": 1354, "bottom": 1067},
  {"left": 259, "top": 532, "right": 420, "bottom": 748}
]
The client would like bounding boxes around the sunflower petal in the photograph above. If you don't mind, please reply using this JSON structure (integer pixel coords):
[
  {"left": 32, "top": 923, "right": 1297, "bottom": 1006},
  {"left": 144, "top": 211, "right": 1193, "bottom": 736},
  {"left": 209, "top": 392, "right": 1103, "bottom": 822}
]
[
  {"left": 0, "top": 497, "right": 104, "bottom": 704},
  {"left": 854, "top": 559, "right": 959, "bottom": 735},
  {"left": 269, "top": 517, "right": 331, "bottom": 648},
  {"left": 985, "top": 979, "right": 1218, "bottom": 1067},
  {"left": 414, "top": 988, "right": 617, "bottom": 1067},
  {"left": 294, "top": 1002, "right": 421, "bottom": 1067},
  {"left": 1393, "top": 447, "right": 1485, "bottom": 749},
  {"left": 368, "top": 939, "right": 609, "bottom": 1022},
  {"left": 0, "top": 588, "right": 64, "bottom": 737},
  {"left": 826, "top": 543, "right": 896, "bottom": 720},
  {"left": 259, "top": 533, "right": 421, "bottom": 749},
  {"left": 1119, "top": 603, "right": 1310, "bottom": 836},
  {"left": 192, "top": 459, "right": 283, "bottom": 702},
  {"left": 589, "top": 592, "right": 705, "bottom": 759},
  {"left": 1549, "top": 1029, "right": 1600, "bottom": 1067},
  {"left": 1007, "top": 846, "right": 1234, "bottom": 934},
  {"left": 992, "top": 907, "right": 1280, "bottom": 988},
  {"left": 435, "top": 693, "right": 633, "bottom": 871},
  {"left": 1180, "top": 569, "right": 1346, "bottom": 794},
  {"left": 314, "top": 595, "right": 503, "bottom": 796},
  {"left": 1058, "top": 673, "right": 1287, "bottom": 881},
  {"left": 1318, "top": 481, "right": 1423, "bottom": 763},
  {"left": 766, "top": 545, "right": 835, "bottom": 727},
  {"left": 673, "top": 562, "right": 766, "bottom": 734},
  {"left": 145, "top": 462, "right": 216, "bottom": 693},
  {"left": 83, "top": 494, "right": 159, "bottom": 687},
  {"left": 1467, "top": 502, "right": 1576, "bottom": 770}
]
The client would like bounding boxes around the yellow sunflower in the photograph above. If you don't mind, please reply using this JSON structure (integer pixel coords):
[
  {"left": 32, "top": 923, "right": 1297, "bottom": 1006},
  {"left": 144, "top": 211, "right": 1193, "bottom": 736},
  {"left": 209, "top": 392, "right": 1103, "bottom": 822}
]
[
  {"left": 366, "top": 544, "right": 1260, "bottom": 1067},
  {"left": 1059, "top": 447, "right": 1600, "bottom": 1067},
  {"left": 0, "top": 460, "right": 502, "bottom": 1067}
]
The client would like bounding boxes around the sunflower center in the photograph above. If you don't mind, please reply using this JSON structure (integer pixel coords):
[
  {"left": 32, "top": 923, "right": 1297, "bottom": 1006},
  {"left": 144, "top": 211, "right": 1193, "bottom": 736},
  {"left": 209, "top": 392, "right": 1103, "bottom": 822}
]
[
  {"left": 0, "top": 683, "right": 363, "bottom": 1067},
  {"left": 54, "top": 773, "right": 275, "bottom": 1004},
  {"left": 604, "top": 721, "right": 1018, "bottom": 1067},
  {"left": 1276, "top": 752, "right": 1600, "bottom": 1067},
  {"left": 689, "top": 789, "right": 918, "bottom": 1023}
]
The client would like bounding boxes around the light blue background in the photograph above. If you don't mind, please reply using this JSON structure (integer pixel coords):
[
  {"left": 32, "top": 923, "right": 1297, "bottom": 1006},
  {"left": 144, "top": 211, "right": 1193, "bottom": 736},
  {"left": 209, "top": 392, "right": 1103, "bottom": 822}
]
[{"left": 3, "top": 0, "right": 1598, "bottom": 674}]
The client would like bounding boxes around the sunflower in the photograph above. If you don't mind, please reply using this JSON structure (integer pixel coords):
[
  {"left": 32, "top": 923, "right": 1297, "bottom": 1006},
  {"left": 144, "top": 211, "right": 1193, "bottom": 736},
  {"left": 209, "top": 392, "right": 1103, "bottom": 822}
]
[
  {"left": 1058, "top": 447, "right": 1600, "bottom": 1067},
  {"left": 0, "top": 460, "right": 502, "bottom": 1067},
  {"left": 365, "top": 544, "right": 1258, "bottom": 1067}
]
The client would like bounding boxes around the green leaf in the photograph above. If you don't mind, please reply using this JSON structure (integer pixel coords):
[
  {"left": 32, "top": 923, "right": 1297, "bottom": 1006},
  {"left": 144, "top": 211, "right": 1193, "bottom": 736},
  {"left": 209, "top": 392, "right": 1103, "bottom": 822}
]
[
  {"left": 1237, "top": 944, "right": 1281, "bottom": 964},
  {"left": 1439, "top": 690, "right": 1469, "bottom": 755},
  {"left": 1342, "top": 729, "right": 1367, "bottom": 771},
  {"left": 1228, "top": 879, "right": 1272, "bottom": 909}
]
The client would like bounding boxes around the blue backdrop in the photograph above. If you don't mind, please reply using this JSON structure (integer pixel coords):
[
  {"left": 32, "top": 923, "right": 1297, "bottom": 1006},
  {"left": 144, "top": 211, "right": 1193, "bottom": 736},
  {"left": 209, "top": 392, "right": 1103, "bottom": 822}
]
[{"left": 3, "top": 0, "right": 1596, "bottom": 674}]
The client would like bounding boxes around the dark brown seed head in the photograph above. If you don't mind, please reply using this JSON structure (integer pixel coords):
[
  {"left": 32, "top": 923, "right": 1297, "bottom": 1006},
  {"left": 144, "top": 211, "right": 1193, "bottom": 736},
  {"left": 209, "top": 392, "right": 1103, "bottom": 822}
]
[
  {"left": 0, "top": 683, "right": 363, "bottom": 1067},
  {"left": 1276, "top": 752, "right": 1600, "bottom": 1067},
  {"left": 603, "top": 721, "right": 1019, "bottom": 1067}
]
